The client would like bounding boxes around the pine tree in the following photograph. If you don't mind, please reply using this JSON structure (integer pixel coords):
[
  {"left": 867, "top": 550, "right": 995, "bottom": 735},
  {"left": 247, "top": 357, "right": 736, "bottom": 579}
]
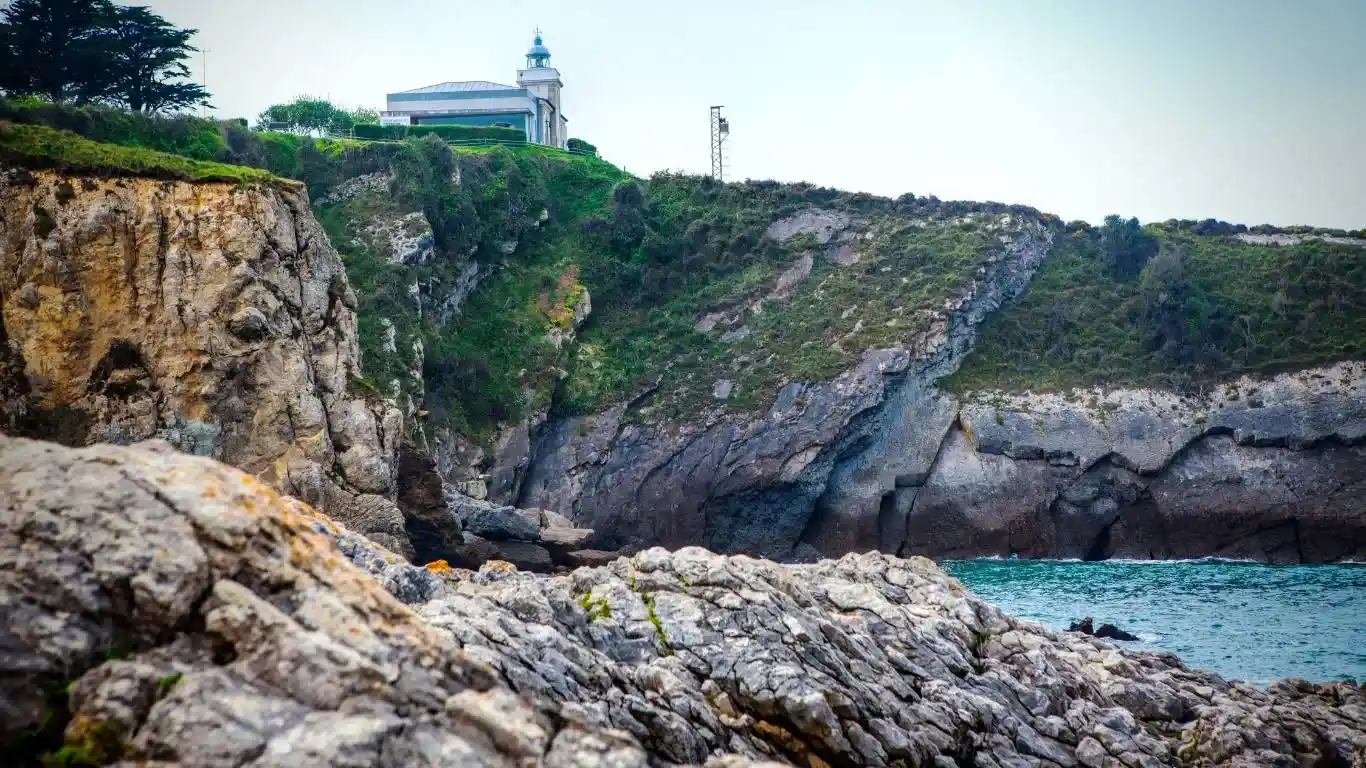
[
  {"left": 0, "top": 0, "right": 113, "bottom": 102},
  {"left": 0, "top": 0, "right": 210, "bottom": 112},
  {"left": 101, "top": 5, "right": 210, "bottom": 112}
]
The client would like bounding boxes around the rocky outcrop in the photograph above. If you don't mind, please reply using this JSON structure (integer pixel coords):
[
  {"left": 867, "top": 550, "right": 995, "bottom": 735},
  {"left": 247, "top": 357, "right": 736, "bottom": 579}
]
[
  {"left": 0, "top": 435, "right": 651, "bottom": 767},
  {"left": 520, "top": 215, "right": 1055, "bottom": 559},
  {"left": 0, "top": 169, "right": 407, "bottom": 554},
  {"left": 910, "top": 363, "right": 1366, "bottom": 562},
  {"left": 5, "top": 435, "right": 1365, "bottom": 767}
]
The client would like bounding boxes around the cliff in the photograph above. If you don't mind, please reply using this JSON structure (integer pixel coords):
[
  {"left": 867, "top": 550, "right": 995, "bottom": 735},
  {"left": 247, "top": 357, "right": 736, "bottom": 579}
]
[
  {"left": 3, "top": 436, "right": 1364, "bottom": 766},
  {"left": 297, "top": 137, "right": 1365, "bottom": 564},
  {"left": 2, "top": 121, "right": 1363, "bottom": 565},
  {"left": 0, "top": 168, "right": 411, "bottom": 555}
]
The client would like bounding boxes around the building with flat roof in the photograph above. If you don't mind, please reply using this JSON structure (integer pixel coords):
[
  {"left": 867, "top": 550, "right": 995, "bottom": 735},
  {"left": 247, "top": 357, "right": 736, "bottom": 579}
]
[{"left": 382, "top": 33, "right": 568, "bottom": 148}]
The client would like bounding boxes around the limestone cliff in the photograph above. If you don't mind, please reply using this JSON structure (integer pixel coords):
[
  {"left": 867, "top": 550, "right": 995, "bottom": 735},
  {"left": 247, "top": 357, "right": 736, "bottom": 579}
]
[
  {"left": 9, "top": 142, "right": 1360, "bottom": 569},
  {"left": 518, "top": 211, "right": 1056, "bottom": 560},
  {"left": 0, "top": 169, "right": 410, "bottom": 555},
  {"left": 918, "top": 363, "right": 1366, "bottom": 562},
  {"left": 511, "top": 209, "right": 1365, "bottom": 564},
  {"left": 3, "top": 436, "right": 1364, "bottom": 766}
]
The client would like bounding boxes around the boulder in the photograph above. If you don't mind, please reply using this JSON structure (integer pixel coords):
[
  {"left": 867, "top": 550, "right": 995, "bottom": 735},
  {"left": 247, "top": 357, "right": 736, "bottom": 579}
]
[
  {"left": 0, "top": 435, "right": 648, "bottom": 766},
  {"left": 1096, "top": 623, "right": 1141, "bottom": 642},
  {"left": 487, "top": 540, "right": 554, "bottom": 573},
  {"left": 447, "top": 492, "right": 542, "bottom": 542},
  {"left": 444, "top": 532, "right": 503, "bottom": 571},
  {"left": 540, "top": 526, "right": 595, "bottom": 551},
  {"left": 1069, "top": 617, "right": 1139, "bottom": 642}
]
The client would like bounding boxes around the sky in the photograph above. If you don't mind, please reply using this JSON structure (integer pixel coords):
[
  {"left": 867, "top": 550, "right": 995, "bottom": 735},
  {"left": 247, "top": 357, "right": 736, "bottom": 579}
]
[{"left": 144, "top": 0, "right": 1366, "bottom": 229}]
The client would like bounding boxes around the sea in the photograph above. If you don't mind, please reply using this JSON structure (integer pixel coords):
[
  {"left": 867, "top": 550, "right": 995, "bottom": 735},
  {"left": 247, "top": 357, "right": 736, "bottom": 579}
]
[{"left": 943, "top": 558, "right": 1366, "bottom": 684}]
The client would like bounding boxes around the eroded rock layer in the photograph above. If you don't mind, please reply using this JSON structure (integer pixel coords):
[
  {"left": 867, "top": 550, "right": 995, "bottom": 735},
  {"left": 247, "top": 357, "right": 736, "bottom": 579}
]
[{"left": 3, "top": 436, "right": 1363, "bottom": 766}]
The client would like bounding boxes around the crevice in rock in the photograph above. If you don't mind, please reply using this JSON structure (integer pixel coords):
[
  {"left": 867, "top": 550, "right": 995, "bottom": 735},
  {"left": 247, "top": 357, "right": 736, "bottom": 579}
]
[
  {"left": 1083, "top": 520, "right": 1112, "bottom": 562},
  {"left": 1291, "top": 517, "right": 1305, "bottom": 564}
]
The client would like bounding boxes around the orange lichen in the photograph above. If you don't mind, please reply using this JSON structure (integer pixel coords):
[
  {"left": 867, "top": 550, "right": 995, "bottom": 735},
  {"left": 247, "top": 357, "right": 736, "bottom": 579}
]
[{"left": 424, "top": 559, "right": 455, "bottom": 575}]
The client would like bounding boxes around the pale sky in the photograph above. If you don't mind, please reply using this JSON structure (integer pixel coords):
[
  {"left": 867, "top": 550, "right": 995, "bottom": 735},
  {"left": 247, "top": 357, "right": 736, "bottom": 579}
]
[{"left": 146, "top": 0, "right": 1365, "bottom": 229}]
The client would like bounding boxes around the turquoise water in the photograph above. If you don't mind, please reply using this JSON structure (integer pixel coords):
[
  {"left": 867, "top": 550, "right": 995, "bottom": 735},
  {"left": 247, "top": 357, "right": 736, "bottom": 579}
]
[{"left": 943, "top": 559, "right": 1366, "bottom": 683}]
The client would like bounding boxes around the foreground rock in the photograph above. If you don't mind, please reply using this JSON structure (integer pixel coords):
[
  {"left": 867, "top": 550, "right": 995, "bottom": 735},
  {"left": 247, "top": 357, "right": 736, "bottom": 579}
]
[
  {"left": 0, "top": 436, "right": 650, "bottom": 766},
  {"left": 4, "top": 436, "right": 1365, "bottom": 766}
]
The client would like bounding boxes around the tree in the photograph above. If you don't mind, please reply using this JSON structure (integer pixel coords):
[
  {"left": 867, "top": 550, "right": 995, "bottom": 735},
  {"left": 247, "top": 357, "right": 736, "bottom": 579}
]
[
  {"left": 0, "top": 0, "right": 209, "bottom": 111},
  {"left": 0, "top": 0, "right": 113, "bottom": 102},
  {"left": 350, "top": 105, "right": 380, "bottom": 125},
  {"left": 1099, "top": 214, "right": 1159, "bottom": 279},
  {"left": 100, "top": 5, "right": 210, "bottom": 112},
  {"left": 256, "top": 97, "right": 354, "bottom": 136}
]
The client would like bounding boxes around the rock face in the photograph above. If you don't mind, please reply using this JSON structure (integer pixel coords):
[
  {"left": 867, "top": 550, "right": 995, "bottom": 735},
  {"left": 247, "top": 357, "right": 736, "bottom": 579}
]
[
  {"left": 519, "top": 218, "right": 1056, "bottom": 559},
  {"left": 516, "top": 204, "right": 1366, "bottom": 563},
  {"left": 0, "top": 170, "right": 408, "bottom": 554},
  {"left": 0, "top": 436, "right": 647, "bottom": 767},
  {"left": 913, "top": 363, "right": 1366, "bottom": 562},
  {"left": 5, "top": 436, "right": 1365, "bottom": 767}
]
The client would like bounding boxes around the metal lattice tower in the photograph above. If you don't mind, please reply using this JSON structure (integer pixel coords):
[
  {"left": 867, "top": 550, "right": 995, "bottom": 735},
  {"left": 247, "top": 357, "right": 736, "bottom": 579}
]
[{"left": 710, "top": 106, "right": 729, "bottom": 181}]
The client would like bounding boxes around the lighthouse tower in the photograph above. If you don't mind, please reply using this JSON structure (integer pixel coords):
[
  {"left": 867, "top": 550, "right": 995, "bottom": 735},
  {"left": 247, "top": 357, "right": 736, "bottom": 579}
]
[{"left": 516, "top": 32, "right": 568, "bottom": 148}]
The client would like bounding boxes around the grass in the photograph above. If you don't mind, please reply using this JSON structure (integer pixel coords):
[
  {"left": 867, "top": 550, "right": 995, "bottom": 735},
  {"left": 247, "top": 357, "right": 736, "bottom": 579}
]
[
  {"left": 0, "top": 122, "right": 278, "bottom": 184},
  {"left": 576, "top": 592, "right": 613, "bottom": 622},
  {"left": 0, "top": 96, "right": 229, "bottom": 161},
  {"left": 945, "top": 228, "right": 1366, "bottom": 394},
  {"left": 560, "top": 210, "right": 1010, "bottom": 420}
]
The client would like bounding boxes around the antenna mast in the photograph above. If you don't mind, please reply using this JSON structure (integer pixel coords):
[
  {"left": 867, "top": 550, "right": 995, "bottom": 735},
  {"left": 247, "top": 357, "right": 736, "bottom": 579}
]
[{"left": 710, "top": 106, "right": 729, "bottom": 181}]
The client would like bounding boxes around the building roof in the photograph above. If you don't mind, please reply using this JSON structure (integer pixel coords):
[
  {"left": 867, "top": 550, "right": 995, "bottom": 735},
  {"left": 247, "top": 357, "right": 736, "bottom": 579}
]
[{"left": 393, "top": 80, "right": 519, "bottom": 95}]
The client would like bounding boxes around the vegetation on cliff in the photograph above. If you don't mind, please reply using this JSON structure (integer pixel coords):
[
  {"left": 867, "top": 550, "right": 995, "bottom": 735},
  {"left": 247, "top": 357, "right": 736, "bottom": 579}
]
[
  {"left": 0, "top": 121, "right": 274, "bottom": 182},
  {"left": 0, "top": 95, "right": 394, "bottom": 186},
  {"left": 317, "top": 133, "right": 1048, "bottom": 443},
  {"left": 4, "top": 95, "right": 1364, "bottom": 445},
  {"left": 947, "top": 222, "right": 1366, "bottom": 393}
]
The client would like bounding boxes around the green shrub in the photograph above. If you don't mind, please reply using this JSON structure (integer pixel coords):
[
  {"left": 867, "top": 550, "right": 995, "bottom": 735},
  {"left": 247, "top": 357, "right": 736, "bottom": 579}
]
[
  {"left": 352, "top": 123, "right": 527, "bottom": 143},
  {"left": 0, "top": 121, "right": 275, "bottom": 183},
  {"left": 1099, "top": 214, "right": 1159, "bottom": 279},
  {"left": 352, "top": 123, "right": 407, "bottom": 141},
  {"left": 947, "top": 229, "right": 1366, "bottom": 393},
  {"left": 409, "top": 124, "right": 527, "bottom": 142},
  {"left": 567, "top": 137, "right": 597, "bottom": 155},
  {"left": 0, "top": 96, "right": 227, "bottom": 160}
]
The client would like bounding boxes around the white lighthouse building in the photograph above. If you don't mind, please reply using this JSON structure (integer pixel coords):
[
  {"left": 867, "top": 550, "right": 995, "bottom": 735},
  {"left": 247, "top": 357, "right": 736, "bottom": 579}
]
[{"left": 382, "top": 33, "right": 569, "bottom": 148}]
